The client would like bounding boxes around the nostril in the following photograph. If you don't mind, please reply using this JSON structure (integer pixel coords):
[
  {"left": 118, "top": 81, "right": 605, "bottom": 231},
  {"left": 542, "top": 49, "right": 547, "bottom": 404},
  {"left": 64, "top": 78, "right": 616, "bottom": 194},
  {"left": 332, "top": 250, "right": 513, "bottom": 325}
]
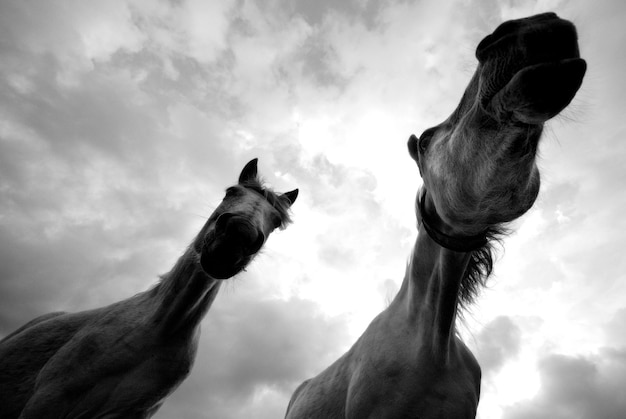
[
  {"left": 224, "top": 217, "right": 255, "bottom": 238},
  {"left": 216, "top": 214, "right": 265, "bottom": 255},
  {"left": 215, "top": 213, "right": 235, "bottom": 233},
  {"left": 247, "top": 230, "right": 265, "bottom": 255}
]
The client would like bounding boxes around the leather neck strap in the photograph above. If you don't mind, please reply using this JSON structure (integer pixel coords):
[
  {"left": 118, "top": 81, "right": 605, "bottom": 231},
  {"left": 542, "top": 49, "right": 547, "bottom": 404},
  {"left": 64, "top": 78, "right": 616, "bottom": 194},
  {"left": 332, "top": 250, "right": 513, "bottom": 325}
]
[{"left": 417, "top": 189, "right": 488, "bottom": 253}]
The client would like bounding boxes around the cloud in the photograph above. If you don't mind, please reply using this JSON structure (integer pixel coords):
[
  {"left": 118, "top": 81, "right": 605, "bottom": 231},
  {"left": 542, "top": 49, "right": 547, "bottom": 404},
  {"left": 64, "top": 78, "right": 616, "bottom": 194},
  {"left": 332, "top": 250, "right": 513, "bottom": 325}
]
[
  {"left": 2, "top": 1, "right": 626, "bottom": 419},
  {"left": 153, "top": 291, "right": 350, "bottom": 419},
  {"left": 0, "top": 0, "right": 143, "bottom": 73},
  {"left": 502, "top": 349, "right": 626, "bottom": 419},
  {"left": 604, "top": 307, "right": 626, "bottom": 348},
  {"left": 475, "top": 316, "right": 523, "bottom": 375},
  {"left": 0, "top": 0, "right": 279, "bottom": 329},
  {"left": 281, "top": 0, "right": 385, "bottom": 28},
  {"left": 0, "top": 189, "right": 198, "bottom": 334}
]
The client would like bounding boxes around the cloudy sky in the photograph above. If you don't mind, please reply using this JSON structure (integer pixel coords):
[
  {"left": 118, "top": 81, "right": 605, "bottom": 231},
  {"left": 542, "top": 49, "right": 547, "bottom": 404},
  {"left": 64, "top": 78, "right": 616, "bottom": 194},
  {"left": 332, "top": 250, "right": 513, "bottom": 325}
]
[{"left": 1, "top": 0, "right": 624, "bottom": 418}]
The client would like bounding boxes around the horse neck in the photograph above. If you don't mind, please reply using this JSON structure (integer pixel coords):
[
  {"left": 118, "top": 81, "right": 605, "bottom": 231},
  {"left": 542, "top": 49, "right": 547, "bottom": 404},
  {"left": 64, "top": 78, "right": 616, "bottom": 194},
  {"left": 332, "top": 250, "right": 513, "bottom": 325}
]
[
  {"left": 391, "top": 226, "right": 472, "bottom": 362},
  {"left": 150, "top": 247, "right": 221, "bottom": 337}
]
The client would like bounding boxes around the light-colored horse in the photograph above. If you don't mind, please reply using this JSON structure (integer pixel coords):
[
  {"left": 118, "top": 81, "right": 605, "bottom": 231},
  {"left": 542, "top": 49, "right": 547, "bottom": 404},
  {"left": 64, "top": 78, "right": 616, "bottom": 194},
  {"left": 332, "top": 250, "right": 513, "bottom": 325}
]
[
  {"left": 0, "top": 159, "right": 298, "bottom": 419},
  {"left": 285, "top": 13, "right": 586, "bottom": 419}
]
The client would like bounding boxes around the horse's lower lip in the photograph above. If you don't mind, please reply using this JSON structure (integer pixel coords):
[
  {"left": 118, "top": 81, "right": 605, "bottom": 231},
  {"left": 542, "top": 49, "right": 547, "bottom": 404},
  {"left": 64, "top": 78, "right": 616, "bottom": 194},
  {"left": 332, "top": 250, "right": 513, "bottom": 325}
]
[{"left": 199, "top": 246, "right": 244, "bottom": 280}]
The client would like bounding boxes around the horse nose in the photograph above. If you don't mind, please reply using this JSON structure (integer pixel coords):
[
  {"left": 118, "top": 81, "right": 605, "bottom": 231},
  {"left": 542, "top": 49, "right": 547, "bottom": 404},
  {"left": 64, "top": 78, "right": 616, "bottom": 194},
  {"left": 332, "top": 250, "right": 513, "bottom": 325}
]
[{"left": 215, "top": 213, "right": 265, "bottom": 255}]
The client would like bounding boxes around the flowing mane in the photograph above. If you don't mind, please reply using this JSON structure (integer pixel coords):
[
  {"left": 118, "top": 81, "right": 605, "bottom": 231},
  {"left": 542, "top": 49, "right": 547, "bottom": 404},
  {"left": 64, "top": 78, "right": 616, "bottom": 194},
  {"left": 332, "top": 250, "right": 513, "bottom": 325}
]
[{"left": 458, "top": 226, "right": 507, "bottom": 310}]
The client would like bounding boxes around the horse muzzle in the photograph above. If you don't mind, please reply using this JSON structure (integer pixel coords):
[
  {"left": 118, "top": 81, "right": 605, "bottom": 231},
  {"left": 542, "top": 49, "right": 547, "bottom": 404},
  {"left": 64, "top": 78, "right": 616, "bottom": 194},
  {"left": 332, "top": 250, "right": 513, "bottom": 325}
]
[{"left": 199, "top": 214, "right": 265, "bottom": 280}]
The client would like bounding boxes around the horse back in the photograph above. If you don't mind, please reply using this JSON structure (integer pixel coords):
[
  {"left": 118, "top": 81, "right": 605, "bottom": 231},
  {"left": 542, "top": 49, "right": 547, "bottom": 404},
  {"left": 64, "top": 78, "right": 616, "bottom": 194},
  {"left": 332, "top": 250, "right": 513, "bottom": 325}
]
[
  {"left": 0, "top": 311, "right": 67, "bottom": 344},
  {"left": 0, "top": 292, "right": 200, "bottom": 419}
]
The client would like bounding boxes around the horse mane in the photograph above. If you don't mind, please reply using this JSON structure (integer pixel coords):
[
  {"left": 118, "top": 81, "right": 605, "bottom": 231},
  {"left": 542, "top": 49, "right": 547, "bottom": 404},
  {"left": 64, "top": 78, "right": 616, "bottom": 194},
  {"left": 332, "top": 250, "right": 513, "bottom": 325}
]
[
  {"left": 457, "top": 225, "right": 508, "bottom": 311},
  {"left": 239, "top": 176, "right": 294, "bottom": 229}
]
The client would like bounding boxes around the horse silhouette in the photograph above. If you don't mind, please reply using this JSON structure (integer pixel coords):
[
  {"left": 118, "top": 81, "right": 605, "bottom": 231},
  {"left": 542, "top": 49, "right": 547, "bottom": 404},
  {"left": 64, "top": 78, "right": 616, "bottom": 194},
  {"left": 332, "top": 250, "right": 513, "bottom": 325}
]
[
  {"left": 286, "top": 13, "right": 585, "bottom": 419},
  {"left": 0, "top": 158, "right": 298, "bottom": 419}
]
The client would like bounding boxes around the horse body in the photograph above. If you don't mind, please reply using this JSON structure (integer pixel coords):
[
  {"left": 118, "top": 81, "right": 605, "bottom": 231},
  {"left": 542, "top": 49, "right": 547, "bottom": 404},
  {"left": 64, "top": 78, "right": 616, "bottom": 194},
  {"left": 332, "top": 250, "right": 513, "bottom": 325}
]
[
  {"left": 286, "top": 226, "right": 480, "bottom": 419},
  {"left": 287, "top": 13, "right": 585, "bottom": 418},
  {"left": 0, "top": 294, "right": 197, "bottom": 418},
  {"left": 0, "top": 159, "right": 297, "bottom": 419}
]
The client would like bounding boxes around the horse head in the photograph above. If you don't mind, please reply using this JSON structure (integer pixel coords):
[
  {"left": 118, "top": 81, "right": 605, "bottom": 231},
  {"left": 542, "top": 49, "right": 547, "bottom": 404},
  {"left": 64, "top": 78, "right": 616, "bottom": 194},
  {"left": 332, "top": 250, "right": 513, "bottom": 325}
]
[
  {"left": 408, "top": 12, "right": 586, "bottom": 236},
  {"left": 195, "top": 159, "right": 298, "bottom": 279}
]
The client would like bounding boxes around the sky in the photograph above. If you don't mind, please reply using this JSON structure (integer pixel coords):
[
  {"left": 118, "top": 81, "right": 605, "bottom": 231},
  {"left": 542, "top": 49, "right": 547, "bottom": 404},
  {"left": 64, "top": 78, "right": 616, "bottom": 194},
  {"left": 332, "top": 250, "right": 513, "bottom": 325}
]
[{"left": 0, "top": 0, "right": 625, "bottom": 418}]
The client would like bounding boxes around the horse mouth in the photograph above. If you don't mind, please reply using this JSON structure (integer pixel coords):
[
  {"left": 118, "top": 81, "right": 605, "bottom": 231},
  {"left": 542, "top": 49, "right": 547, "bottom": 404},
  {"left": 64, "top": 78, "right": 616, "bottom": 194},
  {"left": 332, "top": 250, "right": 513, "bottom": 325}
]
[
  {"left": 200, "top": 242, "right": 248, "bottom": 280},
  {"left": 198, "top": 222, "right": 263, "bottom": 280}
]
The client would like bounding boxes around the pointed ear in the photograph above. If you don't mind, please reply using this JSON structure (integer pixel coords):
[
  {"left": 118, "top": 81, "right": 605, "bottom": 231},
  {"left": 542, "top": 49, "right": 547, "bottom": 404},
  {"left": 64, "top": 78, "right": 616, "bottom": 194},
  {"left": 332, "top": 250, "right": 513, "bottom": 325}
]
[
  {"left": 239, "top": 158, "right": 258, "bottom": 184},
  {"left": 282, "top": 189, "right": 299, "bottom": 205},
  {"left": 407, "top": 134, "right": 419, "bottom": 162}
]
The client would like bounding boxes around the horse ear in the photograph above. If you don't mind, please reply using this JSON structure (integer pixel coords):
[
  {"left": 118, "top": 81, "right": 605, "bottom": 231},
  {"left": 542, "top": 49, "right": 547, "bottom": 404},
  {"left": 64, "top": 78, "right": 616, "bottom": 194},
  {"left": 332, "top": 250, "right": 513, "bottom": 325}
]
[
  {"left": 239, "top": 158, "right": 258, "bottom": 184},
  {"left": 407, "top": 134, "right": 419, "bottom": 162},
  {"left": 282, "top": 189, "right": 299, "bottom": 205}
]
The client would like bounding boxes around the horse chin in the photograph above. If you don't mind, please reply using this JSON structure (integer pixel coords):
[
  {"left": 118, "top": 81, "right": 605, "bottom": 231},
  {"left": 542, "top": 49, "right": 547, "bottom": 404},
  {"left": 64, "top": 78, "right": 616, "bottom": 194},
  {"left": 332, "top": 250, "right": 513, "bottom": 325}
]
[{"left": 199, "top": 246, "right": 246, "bottom": 280}]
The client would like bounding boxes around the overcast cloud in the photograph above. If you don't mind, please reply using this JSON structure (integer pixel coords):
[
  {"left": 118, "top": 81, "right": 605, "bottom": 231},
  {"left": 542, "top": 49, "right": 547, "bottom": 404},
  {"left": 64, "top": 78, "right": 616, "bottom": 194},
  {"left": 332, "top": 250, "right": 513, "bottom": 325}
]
[{"left": 1, "top": 0, "right": 625, "bottom": 418}]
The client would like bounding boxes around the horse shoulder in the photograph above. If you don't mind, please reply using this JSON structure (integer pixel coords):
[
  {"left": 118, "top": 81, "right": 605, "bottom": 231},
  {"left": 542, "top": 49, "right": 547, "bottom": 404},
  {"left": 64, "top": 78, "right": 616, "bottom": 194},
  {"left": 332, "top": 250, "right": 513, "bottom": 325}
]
[
  {"left": 344, "top": 313, "right": 480, "bottom": 418},
  {"left": 450, "top": 336, "right": 482, "bottom": 404},
  {"left": 285, "top": 378, "right": 311, "bottom": 416},
  {"left": 285, "top": 350, "right": 356, "bottom": 419},
  {"left": 391, "top": 337, "right": 481, "bottom": 418}
]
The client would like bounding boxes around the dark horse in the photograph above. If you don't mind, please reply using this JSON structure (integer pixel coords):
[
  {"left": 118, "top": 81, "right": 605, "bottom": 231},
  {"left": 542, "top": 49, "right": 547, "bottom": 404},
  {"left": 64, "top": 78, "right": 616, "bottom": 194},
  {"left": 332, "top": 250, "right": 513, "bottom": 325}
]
[
  {"left": 285, "top": 13, "right": 585, "bottom": 419},
  {"left": 0, "top": 159, "right": 298, "bottom": 418}
]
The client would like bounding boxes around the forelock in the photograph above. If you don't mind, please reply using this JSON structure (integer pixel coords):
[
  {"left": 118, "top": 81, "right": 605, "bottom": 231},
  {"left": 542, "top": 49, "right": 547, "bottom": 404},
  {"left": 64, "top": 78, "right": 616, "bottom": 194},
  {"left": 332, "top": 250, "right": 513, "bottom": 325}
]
[{"left": 240, "top": 176, "right": 293, "bottom": 228}]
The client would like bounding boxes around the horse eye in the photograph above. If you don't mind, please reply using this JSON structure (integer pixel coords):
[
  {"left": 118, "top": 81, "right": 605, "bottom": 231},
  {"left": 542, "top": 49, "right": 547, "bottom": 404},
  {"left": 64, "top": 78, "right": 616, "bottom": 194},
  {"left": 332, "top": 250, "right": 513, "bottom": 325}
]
[{"left": 225, "top": 187, "right": 239, "bottom": 197}]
